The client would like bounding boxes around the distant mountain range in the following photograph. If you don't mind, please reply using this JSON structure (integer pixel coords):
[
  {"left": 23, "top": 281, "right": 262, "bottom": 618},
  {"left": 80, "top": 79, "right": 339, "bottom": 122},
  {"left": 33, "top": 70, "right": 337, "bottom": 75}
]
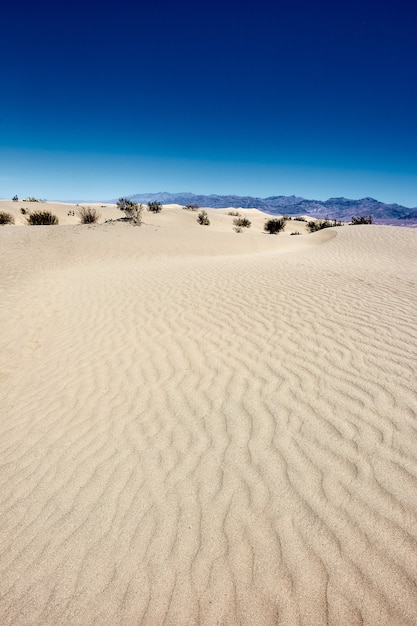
[{"left": 115, "top": 192, "right": 417, "bottom": 226}]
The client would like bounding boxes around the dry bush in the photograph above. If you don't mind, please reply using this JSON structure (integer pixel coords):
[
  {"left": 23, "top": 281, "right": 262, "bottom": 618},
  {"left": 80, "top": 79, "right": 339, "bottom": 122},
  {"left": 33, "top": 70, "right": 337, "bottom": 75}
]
[
  {"left": 0, "top": 211, "right": 15, "bottom": 225},
  {"left": 26, "top": 211, "right": 59, "bottom": 225},
  {"left": 306, "top": 218, "right": 343, "bottom": 233},
  {"left": 264, "top": 217, "right": 286, "bottom": 234},
  {"left": 78, "top": 207, "right": 101, "bottom": 224},
  {"left": 233, "top": 216, "right": 251, "bottom": 229},
  {"left": 351, "top": 215, "right": 373, "bottom": 224},
  {"left": 147, "top": 201, "right": 162, "bottom": 213},
  {"left": 197, "top": 210, "right": 210, "bottom": 225}
]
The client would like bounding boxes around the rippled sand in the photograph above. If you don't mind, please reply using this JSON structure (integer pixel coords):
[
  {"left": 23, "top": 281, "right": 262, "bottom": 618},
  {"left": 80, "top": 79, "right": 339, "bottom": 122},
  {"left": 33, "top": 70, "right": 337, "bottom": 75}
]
[{"left": 1, "top": 206, "right": 417, "bottom": 625}]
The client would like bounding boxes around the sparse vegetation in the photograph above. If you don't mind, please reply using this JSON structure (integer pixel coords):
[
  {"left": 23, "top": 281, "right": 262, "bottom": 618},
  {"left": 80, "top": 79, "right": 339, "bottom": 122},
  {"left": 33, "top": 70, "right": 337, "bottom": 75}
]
[
  {"left": 0, "top": 211, "right": 15, "bottom": 225},
  {"left": 306, "top": 218, "right": 343, "bottom": 233},
  {"left": 78, "top": 206, "right": 101, "bottom": 224},
  {"left": 197, "top": 210, "right": 210, "bottom": 225},
  {"left": 183, "top": 204, "right": 199, "bottom": 211},
  {"left": 147, "top": 201, "right": 162, "bottom": 213},
  {"left": 234, "top": 226, "right": 243, "bottom": 233},
  {"left": 290, "top": 231, "right": 302, "bottom": 235},
  {"left": 12, "top": 195, "right": 18, "bottom": 202},
  {"left": 350, "top": 214, "right": 373, "bottom": 225},
  {"left": 227, "top": 210, "right": 240, "bottom": 216},
  {"left": 116, "top": 198, "right": 143, "bottom": 224},
  {"left": 26, "top": 211, "right": 58, "bottom": 225},
  {"left": 233, "top": 217, "right": 251, "bottom": 229},
  {"left": 264, "top": 217, "right": 286, "bottom": 234},
  {"left": 293, "top": 216, "right": 306, "bottom": 221},
  {"left": 23, "top": 197, "right": 46, "bottom": 203},
  {"left": 283, "top": 215, "right": 292, "bottom": 221},
  {"left": 20, "top": 207, "right": 27, "bottom": 215}
]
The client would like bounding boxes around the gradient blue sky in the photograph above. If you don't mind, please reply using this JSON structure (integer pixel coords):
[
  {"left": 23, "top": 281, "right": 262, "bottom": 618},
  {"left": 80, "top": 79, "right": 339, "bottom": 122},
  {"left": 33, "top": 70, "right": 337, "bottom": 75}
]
[{"left": 1, "top": 0, "right": 416, "bottom": 205}]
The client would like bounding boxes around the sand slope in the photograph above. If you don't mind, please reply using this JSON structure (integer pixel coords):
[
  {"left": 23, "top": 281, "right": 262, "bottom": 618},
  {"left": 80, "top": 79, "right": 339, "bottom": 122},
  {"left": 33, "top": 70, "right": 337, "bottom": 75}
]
[{"left": 1, "top": 213, "right": 417, "bottom": 625}]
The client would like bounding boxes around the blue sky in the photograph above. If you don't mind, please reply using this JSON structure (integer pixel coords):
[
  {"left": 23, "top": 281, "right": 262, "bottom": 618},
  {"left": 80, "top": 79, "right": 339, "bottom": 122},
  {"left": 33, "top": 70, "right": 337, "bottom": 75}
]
[{"left": 1, "top": 0, "right": 416, "bottom": 206}]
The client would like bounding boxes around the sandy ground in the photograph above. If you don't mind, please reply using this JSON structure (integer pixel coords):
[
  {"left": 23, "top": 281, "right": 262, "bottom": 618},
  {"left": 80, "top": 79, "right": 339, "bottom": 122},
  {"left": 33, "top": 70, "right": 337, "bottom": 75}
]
[{"left": 1, "top": 203, "right": 417, "bottom": 625}]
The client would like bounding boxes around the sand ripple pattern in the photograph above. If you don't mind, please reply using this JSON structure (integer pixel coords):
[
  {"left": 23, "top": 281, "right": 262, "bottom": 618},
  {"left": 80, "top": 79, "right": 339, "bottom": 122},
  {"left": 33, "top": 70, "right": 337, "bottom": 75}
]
[{"left": 1, "top": 225, "right": 417, "bottom": 625}]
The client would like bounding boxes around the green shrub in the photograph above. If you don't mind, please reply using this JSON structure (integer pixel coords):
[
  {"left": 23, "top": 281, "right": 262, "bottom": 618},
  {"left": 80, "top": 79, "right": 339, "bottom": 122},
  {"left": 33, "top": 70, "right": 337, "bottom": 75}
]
[
  {"left": 233, "top": 217, "right": 251, "bottom": 228},
  {"left": 78, "top": 206, "right": 101, "bottom": 224},
  {"left": 306, "top": 218, "right": 343, "bottom": 233},
  {"left": 197, "top": 210, "right": 210, "bottom": 225},
  {"left": 20, "top": 207, "right": 27, "bottom": 215},
  {"left": 26, "top": 211, "right": 59, "bottom": 225},
  {"left": 0, "top": 211, "right": 15, "bottom": 225},
  {"left": 264, "top": 217, "right": 286, "bottom": 234},
  {"left": 12, "top": 195, "right": 18, "bottom": 202},
  {"left": 147, "top": 201, "right": 162, "bottom": 213},
  {"left": 350, "top": 214, "right": 373, "bottom": 225},
  {"left": 293, "top": 216, "right": 306, "bottom": 221},
  {"left": 227, "top": 210, "right": 240, "bottom": 216},
  {"left": 183, "top": 204, "right": 199, "bottom": 211}
]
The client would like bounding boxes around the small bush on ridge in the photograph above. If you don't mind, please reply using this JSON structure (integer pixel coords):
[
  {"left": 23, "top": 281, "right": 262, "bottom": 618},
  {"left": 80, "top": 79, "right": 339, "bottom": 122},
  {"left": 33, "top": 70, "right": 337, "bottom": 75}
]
[
  {"left": 147, "top": 201, "right": 162, "bottom": 213},
  {"left": 116, "top": 198, "right": 143, "bottom": 224},
  {"left": 264, "top": 218, "right": 286, "bottom": 234},
  {"left": 78, "top": 206, "right": 101, "bottom": 224},
  {"left": 26, "top": 211, "right": 59, "bottom": 225},
  {"left": 233, "top": 217, "right": 251, "bottom": 229},
  {"left": 183, "top": 204, "right": 199, "bottom": 211},
  {"left": 228, "top": 210, "right": 240, "bottom": 216},
  {"left": 0, "top": 211, "right": 15, "bottom": 225},
  {"left": 306, "top": 218, "right": 343, "bottom": 233},
  {"left": 197, "top": 210, "right": 210, "bottom": 225},
  {"left": 351, "top": 215, "right": 373, "bottom": 225}
]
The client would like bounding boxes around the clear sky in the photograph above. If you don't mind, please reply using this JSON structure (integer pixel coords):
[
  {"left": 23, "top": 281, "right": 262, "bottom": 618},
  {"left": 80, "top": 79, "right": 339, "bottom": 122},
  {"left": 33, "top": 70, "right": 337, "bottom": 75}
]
[{"left": 1, "top": 0, "right": 416, "bottom": 206}]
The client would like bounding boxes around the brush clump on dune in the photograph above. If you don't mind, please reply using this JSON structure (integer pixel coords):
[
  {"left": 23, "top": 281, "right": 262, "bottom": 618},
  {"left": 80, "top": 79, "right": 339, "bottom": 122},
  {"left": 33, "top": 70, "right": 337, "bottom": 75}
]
[
  {"left": 0, "top": 211, "right": 15, "bottom": 225},
  {"left": 25, "top": 211, "right": 59, "bottom": 225},
  {"left": 78, "top": 207, "right": 101, "bottom": 224},
  {"left": 264, "top": 217, "right": 286, "bottom": 234}
]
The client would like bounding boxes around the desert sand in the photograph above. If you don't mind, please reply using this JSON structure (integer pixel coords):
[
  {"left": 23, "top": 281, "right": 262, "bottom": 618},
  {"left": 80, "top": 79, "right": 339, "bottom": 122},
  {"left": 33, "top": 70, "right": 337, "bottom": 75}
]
[{"left": 1, "top": 201, "right": 417, "bottom": 625}]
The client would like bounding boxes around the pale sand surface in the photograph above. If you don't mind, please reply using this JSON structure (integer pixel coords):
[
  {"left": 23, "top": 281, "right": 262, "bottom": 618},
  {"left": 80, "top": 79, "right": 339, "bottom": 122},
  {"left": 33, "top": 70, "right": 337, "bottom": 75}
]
[{"left": 1, "top": 205, "right": 417, "bottom": 625}]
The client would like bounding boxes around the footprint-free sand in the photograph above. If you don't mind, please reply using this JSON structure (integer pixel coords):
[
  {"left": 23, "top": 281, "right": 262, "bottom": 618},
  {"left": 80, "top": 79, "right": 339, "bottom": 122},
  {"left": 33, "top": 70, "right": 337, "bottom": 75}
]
[{"left": 1, "top": 203, "right": 417, "bottom": 625}]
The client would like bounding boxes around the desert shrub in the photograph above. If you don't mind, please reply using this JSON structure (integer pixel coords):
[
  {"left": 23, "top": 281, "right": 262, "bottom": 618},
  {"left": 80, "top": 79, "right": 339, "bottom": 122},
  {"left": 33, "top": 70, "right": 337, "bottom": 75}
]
[
  {"left": 26, "top": 211, "right": 58, "bottom": 225},
  {"left": 183, "top": 204, "right": 199, "bottom": 211},
  {"left": 293, "top": 216, "right": 306, "bottom": 221},
  {"left": 78, "top": 206, "right": 101, "bottom": 224},
  {"left": 116, "top": 198, "right": 143, "bottom": 224},
  {"left": 147, "top": 201, "right": 162, "bottom": 213},
  {"left": 0, "top": 211, "right": 15, "bottom": 225},
  {"left": 306, "top": 218, "right": 343, "bottom": 233},
  {"left": 197, "top": 210, "right": 210, "bottom": 225},
  {"left": 24, "top": 197, "right": 39, "bottom": 202},
  {"left": 283, "top": 215, "right": 292, "bottom": 220},
  {"left": 228, "top": 210, "right": 240, "bottom": 216},
  {"left": 264, "top": 217, "right": 286, "bottom": 234},
  {"left": 351, "top": 214, "right": 373, "bottom": 225},
  {"left": 12, "top": 195, "right": 18, "bottom": 201},
  {"left": 290, "top": 231, "right": 301, "bottom": 235},
  {"left": 233, "top": 217, "right": 251, "bottom": 228},
  {"left": 20, "top": 207, "right": 27, "bottom": 215}
]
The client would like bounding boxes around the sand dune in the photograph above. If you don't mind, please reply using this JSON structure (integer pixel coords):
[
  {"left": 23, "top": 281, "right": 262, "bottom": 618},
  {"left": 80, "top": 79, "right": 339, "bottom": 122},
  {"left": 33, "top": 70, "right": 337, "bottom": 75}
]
[{"left": 1, "top": 207, "right": 417, "bottom": 625}]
